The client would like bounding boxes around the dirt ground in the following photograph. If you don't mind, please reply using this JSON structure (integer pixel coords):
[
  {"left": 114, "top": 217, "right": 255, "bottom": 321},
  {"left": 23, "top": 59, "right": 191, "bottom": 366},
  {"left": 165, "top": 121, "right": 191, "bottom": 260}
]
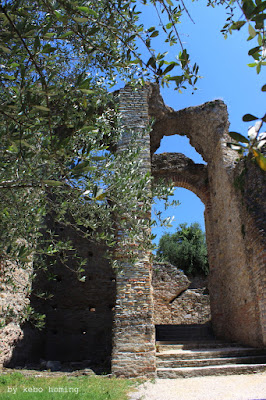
[{"left": 129, "top": 372, "right": 266, "bottom": 400}]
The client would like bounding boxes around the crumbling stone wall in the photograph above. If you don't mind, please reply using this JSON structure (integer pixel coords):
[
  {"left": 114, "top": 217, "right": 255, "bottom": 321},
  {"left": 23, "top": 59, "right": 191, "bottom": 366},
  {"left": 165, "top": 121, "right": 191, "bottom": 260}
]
[
  {"left": 152, "top": 262, "right": 210, "bottom": 325},
  {"left": 148, "top": 83, "right": 266, "bottom": 348},
  {"left": 0, "top": 260, "right": 32, "bottom": 367}
]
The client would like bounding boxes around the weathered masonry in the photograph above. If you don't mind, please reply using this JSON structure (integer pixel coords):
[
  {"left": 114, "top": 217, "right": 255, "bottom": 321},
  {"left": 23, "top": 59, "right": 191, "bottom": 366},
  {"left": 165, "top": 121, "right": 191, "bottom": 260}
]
[
  {"left": 112, "top": 83, "right": 266, "bottom": 377},
  {"left": 1, "top": 83, "right": 265, "bottom": 377}
]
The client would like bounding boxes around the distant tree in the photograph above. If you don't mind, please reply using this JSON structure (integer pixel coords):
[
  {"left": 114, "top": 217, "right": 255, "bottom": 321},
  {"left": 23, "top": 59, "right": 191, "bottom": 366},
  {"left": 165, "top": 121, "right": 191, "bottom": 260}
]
[{"left": 156, "top": 222, "right": 209, "bottom": 276}]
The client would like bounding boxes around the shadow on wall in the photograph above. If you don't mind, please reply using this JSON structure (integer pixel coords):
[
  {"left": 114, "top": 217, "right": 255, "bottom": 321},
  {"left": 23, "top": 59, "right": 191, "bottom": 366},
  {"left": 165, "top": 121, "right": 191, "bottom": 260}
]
[{"left": 6, "top": 225, "right": 116, "bottom": 373}]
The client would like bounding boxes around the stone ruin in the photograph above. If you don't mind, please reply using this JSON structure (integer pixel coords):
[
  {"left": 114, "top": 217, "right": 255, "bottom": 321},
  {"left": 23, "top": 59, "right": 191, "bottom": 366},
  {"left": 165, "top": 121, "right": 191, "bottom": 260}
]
[
  {"left": 152, "top": 262, "right": 210, "bottom": 326},
  {"left": 0, "top": 83, "right": 265, "bottom": 378}
]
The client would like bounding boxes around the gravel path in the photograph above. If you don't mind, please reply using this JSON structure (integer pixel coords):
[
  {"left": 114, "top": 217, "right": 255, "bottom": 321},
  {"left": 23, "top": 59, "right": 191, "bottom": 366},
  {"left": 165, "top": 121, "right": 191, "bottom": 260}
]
[{"left": 129, "top": 373, "right": 266, "bottom": 400}]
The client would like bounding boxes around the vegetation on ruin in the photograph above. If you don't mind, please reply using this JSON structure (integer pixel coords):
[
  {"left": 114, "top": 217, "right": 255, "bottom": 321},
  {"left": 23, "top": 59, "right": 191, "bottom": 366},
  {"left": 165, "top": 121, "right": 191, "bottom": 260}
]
[
  {"left": 156, "top": 222, "right": 209, "bottom": 276},
  {"left": 0, "top": 0, "right": 265, "bottom": 326},
  {"left": 0, "top": 372, "right": 138, "bottom": 400},
  {"left": 227, "top": 95, "right": 266, "bottom": 171},
  {"left": 0, "top": 0, "right": 200, "bottom": 271}
]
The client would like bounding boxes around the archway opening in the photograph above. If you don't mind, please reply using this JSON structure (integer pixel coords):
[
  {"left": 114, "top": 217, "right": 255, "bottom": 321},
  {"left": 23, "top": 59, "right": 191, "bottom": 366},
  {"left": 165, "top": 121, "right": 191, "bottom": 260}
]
[
  {"left": 151, "top": 134, "right": 214, "bottom": 344},
  {"left": 155, "top": 134, "right": 206, "bottom": 165},
  {"left": 152, "top": 188, "right": 212, "bottom": 343}
]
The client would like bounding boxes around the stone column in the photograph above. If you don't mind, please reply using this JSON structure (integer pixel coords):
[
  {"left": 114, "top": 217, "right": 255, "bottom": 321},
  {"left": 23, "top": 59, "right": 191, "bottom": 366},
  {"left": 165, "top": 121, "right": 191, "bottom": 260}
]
[{"left": 111, "top": 85, "right": 156, "bottom": 378}]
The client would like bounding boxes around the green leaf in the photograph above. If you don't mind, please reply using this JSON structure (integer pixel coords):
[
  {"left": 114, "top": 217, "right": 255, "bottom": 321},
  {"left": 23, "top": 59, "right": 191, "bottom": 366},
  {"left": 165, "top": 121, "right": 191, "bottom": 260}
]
[
  {"left": 231, "top": 21, "right": 246, "bottom": 30},
  {"left": 54, "top": 10, "right": 64, "bottom": 20},
  {"left": 9, "top": 62, "right": 19, "bottom": 68},
  {"left": 147, "top": 56, "right": 156, "bottom": 69},
  {"left": 33, "top": 105, "right": 50, "bottom": 112},
  {"left": 253, "top": 1, "right": 266, "bottom": 13},
  {"left": 252, "top": 13, "right": 266, "bottom": 22},
  {"left": 44, "top": 32, "right": 55, "bottom": 38},
  {"left": 251, "top": 52, "right": 260, "bottom": 60},
  {"left": 43, "top": 180, "right": 64, "bottom": 187},
  {"left": 71, "top": 161, "right": 96, "bottom": 176},
  {"left": 228, "top": 131, "right": 250, "bottom": 144},
  {"left": 34, "top": 36, "right": 40, "bottom": 52},
  {"left": 248, "top": 46, "right": 261, "bottom": 55},
  {"left": 79, "top": 89, "right": 94, "bottom": 94},
  {"left": 163, "top": 63, "right": 176, "bottom": 75},
  {"left": 42, "top": 44, "right": 57, "bottom": 54},
  {"left": 73, "top": 17, "right": 89, "bottom": 23},
  {"left": 165, "top": 0, "right": 173, "bottom": 5},
  {"left": 78, "top": 78, "right": 92, "bottom": 89},
  {"left": 150, "top": 30, "right": 159, "bottom": 38},
  {"left": 125, "top": 34, "right": 136, "bottom": 43},
  {"left": 77, "top": 6, "right": 97, "bottom": 17},
  {"left": 248, "top": 24, "right": 257, "bottom": 38},
  {"left": 59, "top": 31, "right": 74, "bottom": 38},
  {"left": 168, "top": 75, "right": 183, "bottom": 85},
  {"left": 91, "top": 156, "right": 106, "bottom": 161},
  {"left": 261, "top": 84, "right": 266, "bottom": 91},
  {"left": 242, "top": 113, "right": 258, "bottom": 122},
  {"left": 0, "top": 45, "right": 11, "bottom": 53},
  {"left": 243, "top": 0, "right": 256, "bottom": 18},
  {"left": 3, "top": 75, "right": 15, "bottom": 80}
]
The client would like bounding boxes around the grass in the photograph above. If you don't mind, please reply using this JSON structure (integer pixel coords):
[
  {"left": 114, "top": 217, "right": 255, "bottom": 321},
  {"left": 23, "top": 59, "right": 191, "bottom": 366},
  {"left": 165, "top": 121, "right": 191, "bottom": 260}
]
[{"left": 0, "top": 372, "right": 140, "bottom": 400}]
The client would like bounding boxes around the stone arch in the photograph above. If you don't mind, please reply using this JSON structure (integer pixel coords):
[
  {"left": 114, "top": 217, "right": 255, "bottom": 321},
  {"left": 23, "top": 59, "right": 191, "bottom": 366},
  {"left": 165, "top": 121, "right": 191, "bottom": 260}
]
[
  {"left": 147, "top": 83, "right": 265, "bottom": 350},
  {"left": 151, "top": 152, "right": 210, "bottom": 205},
  {"left": 148, "top": 83, "right": 231, "bottom": 164}
]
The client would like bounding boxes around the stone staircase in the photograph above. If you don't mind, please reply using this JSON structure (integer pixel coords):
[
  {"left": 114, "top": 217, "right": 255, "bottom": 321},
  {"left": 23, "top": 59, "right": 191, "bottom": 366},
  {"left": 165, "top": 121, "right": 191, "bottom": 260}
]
[{"left": 156, "top": 325, "right": 266, "bottom": 378}]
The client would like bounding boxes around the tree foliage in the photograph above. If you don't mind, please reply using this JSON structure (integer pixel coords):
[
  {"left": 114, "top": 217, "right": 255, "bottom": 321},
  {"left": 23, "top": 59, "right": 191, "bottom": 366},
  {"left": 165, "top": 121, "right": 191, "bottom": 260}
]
[
  {"left": 1, "top": 0, "right": 265, "bottom": 266},
  {"left": 156, "top": 223, "right": 209, "bottom": 276},
  {"left": 202, "top": 0, "right": 266, "bottom": 169},
  {"left": 228, "top": 96, "right": 266, "bottom": 171},
  {"left": 0, "top": 0, "right": 201, "bottom": 274},
  {"left": 205, "top": 0, "right": 266, "bottom": 73}
]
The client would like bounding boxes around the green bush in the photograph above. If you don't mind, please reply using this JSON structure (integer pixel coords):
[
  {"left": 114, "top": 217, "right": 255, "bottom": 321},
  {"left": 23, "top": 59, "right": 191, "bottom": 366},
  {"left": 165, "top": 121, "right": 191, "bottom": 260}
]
[{"left": 156, "top": 222, "right": 209, "bottom": 276}]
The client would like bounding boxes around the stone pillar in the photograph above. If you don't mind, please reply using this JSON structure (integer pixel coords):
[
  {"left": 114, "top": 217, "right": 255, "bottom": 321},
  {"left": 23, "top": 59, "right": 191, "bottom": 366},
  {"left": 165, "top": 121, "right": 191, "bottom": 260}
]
[{"left": 111, "top": 85, "right": 156, "bottom": 378}]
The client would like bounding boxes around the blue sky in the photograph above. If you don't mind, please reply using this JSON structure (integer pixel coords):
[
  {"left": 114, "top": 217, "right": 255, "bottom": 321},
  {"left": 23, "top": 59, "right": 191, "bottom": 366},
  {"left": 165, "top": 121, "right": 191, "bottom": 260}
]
[{"left": 142, "top": 1, "right": 265, "bottom": 247}]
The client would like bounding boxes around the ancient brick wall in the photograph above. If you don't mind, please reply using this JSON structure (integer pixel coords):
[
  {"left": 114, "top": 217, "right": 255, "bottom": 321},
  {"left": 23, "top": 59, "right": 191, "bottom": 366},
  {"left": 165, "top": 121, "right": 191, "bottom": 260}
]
[{"left": 111, "top": 85, "right": 156, "bottom": 378}]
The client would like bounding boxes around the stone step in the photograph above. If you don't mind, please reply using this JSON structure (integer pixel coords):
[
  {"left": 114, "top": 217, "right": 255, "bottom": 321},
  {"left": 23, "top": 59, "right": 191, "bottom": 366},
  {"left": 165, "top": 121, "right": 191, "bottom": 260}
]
[
  {"left": 156, "top": 347, "right": 266, "bottom": 360},
  {"left": 157, "top": 363, "right": 266, "bottom": 378},
  {"left": 157, "top": 355, "right": 266, "bottom": 368},
  {"left": 158, "top": 335, "right": 215, "bottom": 341},
  {"left": 156, "top": 341, "right": 241, "bottom": 350}
]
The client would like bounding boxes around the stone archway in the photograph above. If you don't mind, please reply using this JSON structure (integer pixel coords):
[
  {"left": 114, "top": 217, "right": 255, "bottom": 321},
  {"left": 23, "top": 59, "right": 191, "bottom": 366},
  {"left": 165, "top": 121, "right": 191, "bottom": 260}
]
[
  {"left": 148, "top": 84, "right": 265, "bottom": 349},
  {"left": 112, "top": 83, "right": 266, "bottom": 378},
  {"left": 151, "top": 152, "right": 212, "bottom": 330}
]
